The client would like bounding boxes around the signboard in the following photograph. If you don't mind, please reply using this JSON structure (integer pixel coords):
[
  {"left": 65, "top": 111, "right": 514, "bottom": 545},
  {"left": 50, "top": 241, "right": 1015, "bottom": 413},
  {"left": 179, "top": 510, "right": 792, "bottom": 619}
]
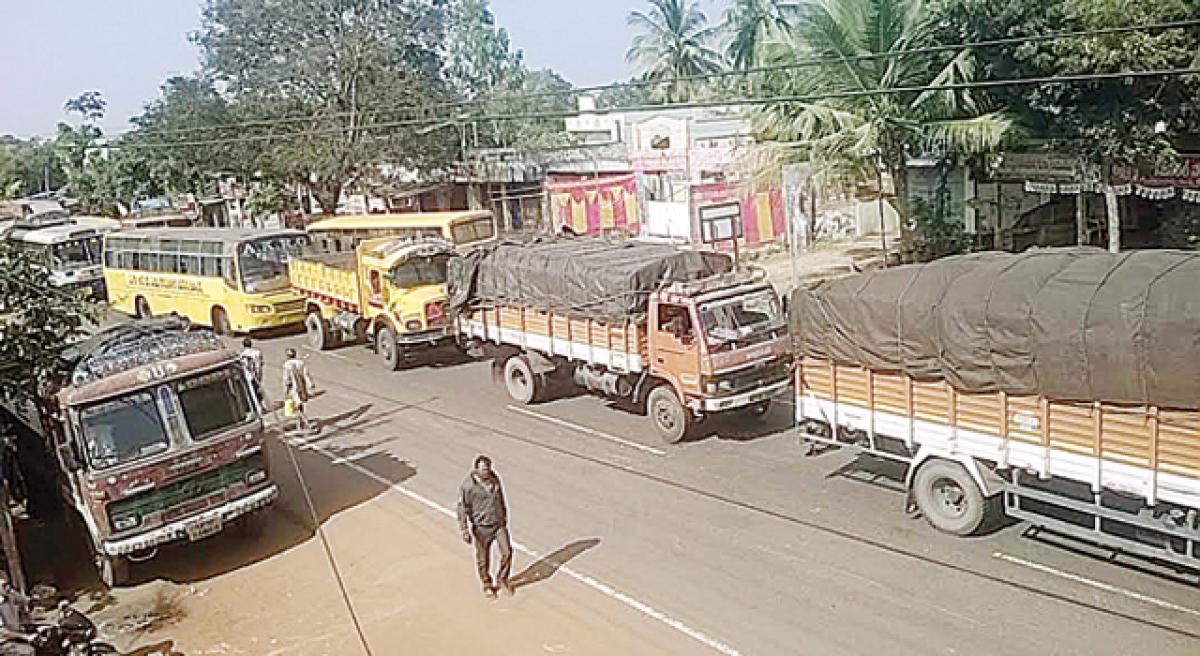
[
  {"left": 698, "top": 202, "right": 742, "bottom": 243},
  {"left": 994, "top": 153, "right": 1079, "bottom": 181},
  {"left": 1113, "top": 155, "right": 1200, "bottom": 187}
]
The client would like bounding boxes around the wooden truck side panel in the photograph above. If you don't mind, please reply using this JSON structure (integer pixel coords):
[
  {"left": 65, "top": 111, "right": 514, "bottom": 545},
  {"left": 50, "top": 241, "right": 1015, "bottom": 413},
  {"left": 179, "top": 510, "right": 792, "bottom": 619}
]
[
  {"left": 290, "top": 257, "right": 362, "bottom": 315},
  {"left": 797, "top": 356, "right": 1200, "bottom": 509},
  {"left": 461, "top": 304, "right": 647, "bottom": 372}
]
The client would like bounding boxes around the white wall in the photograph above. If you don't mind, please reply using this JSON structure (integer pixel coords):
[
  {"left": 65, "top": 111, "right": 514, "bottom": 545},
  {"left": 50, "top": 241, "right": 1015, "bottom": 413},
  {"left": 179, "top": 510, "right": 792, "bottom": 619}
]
[
  {"left": 855, "top": 199, "right": 901, "bottom": 236},
  {"left": 644, "top": 200, "right": 692, "bottom": 240}
]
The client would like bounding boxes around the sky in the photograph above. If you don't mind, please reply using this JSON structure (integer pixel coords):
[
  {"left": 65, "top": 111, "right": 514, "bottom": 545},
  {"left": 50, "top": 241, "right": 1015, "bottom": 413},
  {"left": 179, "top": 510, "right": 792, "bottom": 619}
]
[{"left": 0, "top": 0, "right": 727, "bottom": 140}]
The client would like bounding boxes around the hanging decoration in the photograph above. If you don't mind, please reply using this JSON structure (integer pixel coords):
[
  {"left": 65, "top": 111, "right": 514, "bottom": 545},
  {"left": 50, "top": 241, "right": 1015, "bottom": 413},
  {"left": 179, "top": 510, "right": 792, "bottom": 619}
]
[
  {"left": 1135, "top": 185, "right": 1176, "bottom": 201},
  {"left": 1182, "top": 189, "right": 1200, "bottom": 204},
  {"left": 1024, "top": 181, "right": 1058, "bottom": 194}
]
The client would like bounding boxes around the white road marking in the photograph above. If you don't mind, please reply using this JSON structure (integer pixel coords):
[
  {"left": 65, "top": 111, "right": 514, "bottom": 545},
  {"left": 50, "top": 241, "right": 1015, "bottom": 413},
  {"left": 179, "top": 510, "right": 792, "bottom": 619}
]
[
  {"left": 993, "top": 552, "right": 1200, "bottom": 618},
  {"left": 303, "top": 346, "right": 356, "bottom": 362},
  {"left": 506, "top": 405, "right": 667, "bottom": 457},
  {"left": 291, "top": 437, "right": 739, "bottom": 656}
]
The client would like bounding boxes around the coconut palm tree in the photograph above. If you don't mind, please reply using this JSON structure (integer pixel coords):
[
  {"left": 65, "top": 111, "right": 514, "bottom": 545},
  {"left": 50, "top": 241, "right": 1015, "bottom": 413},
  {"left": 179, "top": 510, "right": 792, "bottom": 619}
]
[
  {"left": 753, "top": 0, "right": 1013, "bottom": 240},
  {"left": 722, "top": 0, "right": 799, "bottom": 71},
  {"left": 626, "top": 0, "right": 724, "bottom": 102}
]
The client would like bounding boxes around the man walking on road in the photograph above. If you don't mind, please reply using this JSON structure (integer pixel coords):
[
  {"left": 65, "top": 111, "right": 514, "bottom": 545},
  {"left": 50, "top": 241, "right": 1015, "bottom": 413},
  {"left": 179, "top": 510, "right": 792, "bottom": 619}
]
[
  {"left": 282, "top": 348, "right": 317, "bottom": 434},
  {"left": 240, "top": 338, "right": 265, "bottom": 405},
  {"left": 457, "top": 455, "right": 513, "bottom": 599}
]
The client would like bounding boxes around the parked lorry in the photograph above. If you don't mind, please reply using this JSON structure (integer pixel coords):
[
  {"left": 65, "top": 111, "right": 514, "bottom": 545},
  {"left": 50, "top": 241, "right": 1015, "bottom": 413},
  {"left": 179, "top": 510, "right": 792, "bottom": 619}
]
[
  {"left": 450, "top": 238, "right": 792, "bottom": 443},
  {"left": 3, "top": 318, "right": 277, "bottom": 586},
  {"left": 290, "top": 237, "right": 456, "bottom": 369},
  {"left": 792, "top": 248, "right": 1200, "bottom": 567}
]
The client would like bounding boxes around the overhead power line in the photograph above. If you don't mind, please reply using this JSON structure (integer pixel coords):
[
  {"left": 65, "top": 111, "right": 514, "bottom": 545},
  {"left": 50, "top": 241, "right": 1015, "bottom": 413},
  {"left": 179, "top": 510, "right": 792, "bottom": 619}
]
[
  {"left": 113, "top": 66, "right": 1200, "bottom": 151},
  {"left": 127, "top": 18, "right": 1200, "bottom": 139}
]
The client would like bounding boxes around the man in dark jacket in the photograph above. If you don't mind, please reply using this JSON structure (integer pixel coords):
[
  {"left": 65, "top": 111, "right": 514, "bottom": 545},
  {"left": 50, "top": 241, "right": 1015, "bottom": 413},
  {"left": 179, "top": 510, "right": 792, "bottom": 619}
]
[{"left": 456, "top": 455, "right": 513, "bottom": 598}]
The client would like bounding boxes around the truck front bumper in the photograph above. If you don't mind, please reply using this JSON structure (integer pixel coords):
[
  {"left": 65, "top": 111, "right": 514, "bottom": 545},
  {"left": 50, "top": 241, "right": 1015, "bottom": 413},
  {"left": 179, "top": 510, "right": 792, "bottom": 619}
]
[
  {"left": 102, "top": 484, "right": 279, "bottom": 556},
  {"left": 696, "top": 378, "right": 791, "bottom": 413},
  {"left": 395, "top": 326, "right": 453, "bottom": 347}
]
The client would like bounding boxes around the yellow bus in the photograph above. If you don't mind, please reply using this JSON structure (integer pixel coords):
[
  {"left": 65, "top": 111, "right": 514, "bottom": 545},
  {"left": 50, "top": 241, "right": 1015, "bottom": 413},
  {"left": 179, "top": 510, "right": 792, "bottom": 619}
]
[
  {"left": 306, "top": 210, "right": 496, "bottom": 254},
  {"left": 103, "top": 228, "right": 309, "bottom": 334}
]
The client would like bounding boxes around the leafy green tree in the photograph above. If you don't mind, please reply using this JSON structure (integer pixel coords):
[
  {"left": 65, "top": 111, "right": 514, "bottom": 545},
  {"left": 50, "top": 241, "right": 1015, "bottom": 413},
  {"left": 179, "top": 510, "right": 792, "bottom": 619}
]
[
  {"left": 626, "top": 0, "right": 724, "bottom": 102},
  {"left": 120, "top": 75, "right": 245, "bottom": 199},
  {"left": 0, "top": 241, "right": 99, "bottom": 405},
  {"left": 752, "top": 0, "right": 1014, "bottom": 241},
  {"left": 195, "top": 0, "right": 459, "bottom": 214},
  {"left": 445, "top": 0, "right": 573, "bottom": 150},
  {"left": 0, "top": 137, "right": 62, "bottom": 198},
  {"left": 931, "top": 0, "right": 1200, "bottom": 249},
  {"left": 722, "top": 0, "right": 798, "bottom": 71}
]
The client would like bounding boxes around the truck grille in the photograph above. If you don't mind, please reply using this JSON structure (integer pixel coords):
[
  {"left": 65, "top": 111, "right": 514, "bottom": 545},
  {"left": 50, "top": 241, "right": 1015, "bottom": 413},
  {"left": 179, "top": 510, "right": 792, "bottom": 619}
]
[
  {"left": 274, "top": 299, "right": 306, "bottom": 313},
  {"left": 107, "top": 454, "right": 265, "bottom": 524}
]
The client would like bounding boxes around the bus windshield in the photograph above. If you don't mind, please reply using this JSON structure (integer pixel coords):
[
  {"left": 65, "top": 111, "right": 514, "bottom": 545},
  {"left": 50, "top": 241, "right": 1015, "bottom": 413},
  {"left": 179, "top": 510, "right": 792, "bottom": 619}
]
[
  {"left": 51, "top": 236, "right": 103, "bottom": 270},
  {"left": 238, "top": 235, "right": 309, "bottom": 293}
]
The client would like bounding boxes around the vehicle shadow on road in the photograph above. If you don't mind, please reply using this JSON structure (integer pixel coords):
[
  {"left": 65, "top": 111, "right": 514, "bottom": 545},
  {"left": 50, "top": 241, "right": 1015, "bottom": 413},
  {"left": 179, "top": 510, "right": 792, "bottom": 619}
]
[
  {"left": 511, "top": 538, "right": 600, "bottom": 591},
  {"left": 123, "top": 639, "right": 185, "bottom": 656},
  {"left": 691, "top": 402, "right": 792, "bottom": 443},
  {"left": 26, "top": 408, "right": 421, "bottom": 598}
]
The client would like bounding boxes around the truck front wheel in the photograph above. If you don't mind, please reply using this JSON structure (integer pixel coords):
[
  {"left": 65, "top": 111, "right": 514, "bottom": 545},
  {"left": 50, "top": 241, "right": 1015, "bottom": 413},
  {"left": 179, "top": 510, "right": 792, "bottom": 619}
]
[
  {"left": 913, "top": 459, "right": 987, "bottom": 536},
  {"left": 378, "top": 326, "right": 402, "bottom": 371},
  {"left": 503, "top": 355, "right": 540, "bottom": 404},
  {"left": 648, "top": 386, "right": 688, "bottom": 444},
  {"left": 97, "top": 554, "right": 130, "bottom": 588}
]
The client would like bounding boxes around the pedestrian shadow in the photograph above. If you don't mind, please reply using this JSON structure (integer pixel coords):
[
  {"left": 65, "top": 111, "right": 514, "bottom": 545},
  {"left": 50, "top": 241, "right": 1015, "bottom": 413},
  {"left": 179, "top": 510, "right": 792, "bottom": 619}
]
[{"left": 511, "top": 538, "right": 600, "bottom": 590}]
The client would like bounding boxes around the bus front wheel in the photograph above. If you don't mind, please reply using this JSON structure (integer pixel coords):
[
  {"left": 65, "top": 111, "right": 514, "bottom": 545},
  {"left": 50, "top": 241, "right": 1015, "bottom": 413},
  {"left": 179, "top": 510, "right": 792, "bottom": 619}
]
[
  {"left": 212, "top": 307, "right": 233, "bottom": 336},
  {"left": 134, "top": 297, "right": 152, "bottom": 320}
]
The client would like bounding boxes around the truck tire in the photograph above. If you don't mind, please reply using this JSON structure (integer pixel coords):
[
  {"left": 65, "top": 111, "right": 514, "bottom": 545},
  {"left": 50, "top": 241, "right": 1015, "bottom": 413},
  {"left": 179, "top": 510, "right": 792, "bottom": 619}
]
[
  {"left": 378, "top": 326, "right": 402, "bottom": 371},
  {"left": 97, "top": 554, "right": 130, "bottom": 588},
  {"left": 305, "top": 313, "right": 337, "bottom": 351},
  {"left": 504, "top": 355, "right": 540, "bottom": 404},
  {"left": 913, "top": 459, "right": 987, "bottom": 536},
  {"left": 647, "top": 385, "right": 688, "bottom": 444}
]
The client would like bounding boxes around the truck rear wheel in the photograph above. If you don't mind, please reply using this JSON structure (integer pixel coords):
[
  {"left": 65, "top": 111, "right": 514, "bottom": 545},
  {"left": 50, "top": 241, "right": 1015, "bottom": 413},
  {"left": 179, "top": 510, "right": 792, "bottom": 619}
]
[
  {"left": 378, "top": 326, "right": 402, "bottom": 371},
  {"left": 504, "top": 355, "right": 540, "bottom": 404},
  {"left": 305, "top": 313, "right": 337, "bottom": 351},
  {"left": 97, "top": 554, "right": 130, "bottom": 588},
  {"left": 648, "top": 386, "right": 688, "bottom": 444},
  {"left": 913, "top": 460, "right": 987, "bottom": 536}
]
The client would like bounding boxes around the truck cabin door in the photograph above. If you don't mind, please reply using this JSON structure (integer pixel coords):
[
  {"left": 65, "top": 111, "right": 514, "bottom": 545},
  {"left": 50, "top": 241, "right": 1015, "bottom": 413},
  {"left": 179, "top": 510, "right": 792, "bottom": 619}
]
[{"left": 649, "top": 301, "right": 701, "bottom": 395}]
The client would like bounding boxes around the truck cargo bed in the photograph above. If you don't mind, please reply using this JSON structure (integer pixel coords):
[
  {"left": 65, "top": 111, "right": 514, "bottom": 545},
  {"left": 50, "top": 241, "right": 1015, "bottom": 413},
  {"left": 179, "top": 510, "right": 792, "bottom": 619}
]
[
  {"left": 797, "top": 357, "right": 1200, "bottom": 509},
  {"left": 458, "top": 303, "right": 647, "bottom": 372}
]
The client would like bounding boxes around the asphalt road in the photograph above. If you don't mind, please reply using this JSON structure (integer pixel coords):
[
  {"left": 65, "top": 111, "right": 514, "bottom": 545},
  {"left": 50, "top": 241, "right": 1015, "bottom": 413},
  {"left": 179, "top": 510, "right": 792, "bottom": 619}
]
[{"left": 177, "top": 326, "right": 1198, "bottom": 656}]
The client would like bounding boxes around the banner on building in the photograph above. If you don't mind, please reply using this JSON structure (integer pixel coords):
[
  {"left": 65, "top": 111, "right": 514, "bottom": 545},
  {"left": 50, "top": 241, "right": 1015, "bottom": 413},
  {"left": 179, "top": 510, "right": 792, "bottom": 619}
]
[
  {"left": 691, "top": 183, "right": 786, "bottom": 246},
  {"left": 548, "top": 174, "right": 641, "bottom": 235}
]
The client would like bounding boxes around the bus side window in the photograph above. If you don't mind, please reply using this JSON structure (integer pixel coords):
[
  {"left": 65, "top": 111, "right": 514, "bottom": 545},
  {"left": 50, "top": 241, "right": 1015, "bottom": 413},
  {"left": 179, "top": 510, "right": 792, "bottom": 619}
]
[
  {"left": 221, "top": 257, "right": 239, "bottom": 289},
  {"left": 202, "top": 256, "right": 220, "bottom": 277}
]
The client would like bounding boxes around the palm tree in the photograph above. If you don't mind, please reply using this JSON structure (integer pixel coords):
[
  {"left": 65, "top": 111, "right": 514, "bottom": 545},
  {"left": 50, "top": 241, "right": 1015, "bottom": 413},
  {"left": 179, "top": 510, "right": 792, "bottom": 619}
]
[
  {"left": 753, "top": 0, "right": 1013, "bottom": 241},
  {"left": 722, "top": 0, "right": 799, "bottom": 71},
  {"left": 626, "top": 0, "right": 724, "bottom": 102}
]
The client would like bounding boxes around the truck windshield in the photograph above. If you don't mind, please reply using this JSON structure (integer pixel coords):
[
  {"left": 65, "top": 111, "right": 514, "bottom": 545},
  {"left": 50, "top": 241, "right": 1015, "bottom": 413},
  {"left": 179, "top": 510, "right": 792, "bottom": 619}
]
[
  {"left": 238, "top": 235, "right": 309, "bottom": 293},
  {"left": 51, "top": 236, "right": 102, "bottom": 270},
  {"left": 389, "top": 254, "right": 449, "bottom": 288},
  {"left": 175, "top": 367, "right": 256, "bottom": 439},
  {"left": 699, "top": 290, "right": 785, "bottom": 348},
  {"left": 80, "top": 392, "right": 171, "bottom": 470}
]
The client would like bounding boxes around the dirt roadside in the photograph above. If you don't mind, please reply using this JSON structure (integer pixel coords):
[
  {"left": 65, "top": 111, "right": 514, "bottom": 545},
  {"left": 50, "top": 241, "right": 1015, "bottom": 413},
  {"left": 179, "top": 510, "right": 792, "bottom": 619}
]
[{"left": 62, "top": 434, "right": 702, "bottom": 656}]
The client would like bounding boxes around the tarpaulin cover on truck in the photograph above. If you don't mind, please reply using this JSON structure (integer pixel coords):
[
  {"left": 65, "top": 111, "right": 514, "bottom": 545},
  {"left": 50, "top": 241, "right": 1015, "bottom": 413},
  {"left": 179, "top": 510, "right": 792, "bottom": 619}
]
[
  {"left": 790, "top": 247, "right": 1200, "bottom": 409},
  {"left": 449, "top": 237, "right": 733, "bottom": 320}
]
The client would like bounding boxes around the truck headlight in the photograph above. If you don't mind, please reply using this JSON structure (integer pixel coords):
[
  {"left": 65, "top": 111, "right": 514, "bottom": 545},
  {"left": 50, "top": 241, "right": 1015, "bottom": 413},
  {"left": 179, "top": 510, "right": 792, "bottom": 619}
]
[
  {"left": 111, "top": 514, "right": 140, "bottom": 531},
  {"left": 246, "top": 469, "right": 267, "bottom": 485},
  {"left": 717, "top": 380, "right": 734, "bottom": 392},
  {"left": 248, "top": 304, "right": 272, "bottom": 314},
  {"left": 405, "top": 319, "right": 422, "bottom": 332},
  {"left": 705, "top": 382, "right": 717, "bottom": 394}
]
